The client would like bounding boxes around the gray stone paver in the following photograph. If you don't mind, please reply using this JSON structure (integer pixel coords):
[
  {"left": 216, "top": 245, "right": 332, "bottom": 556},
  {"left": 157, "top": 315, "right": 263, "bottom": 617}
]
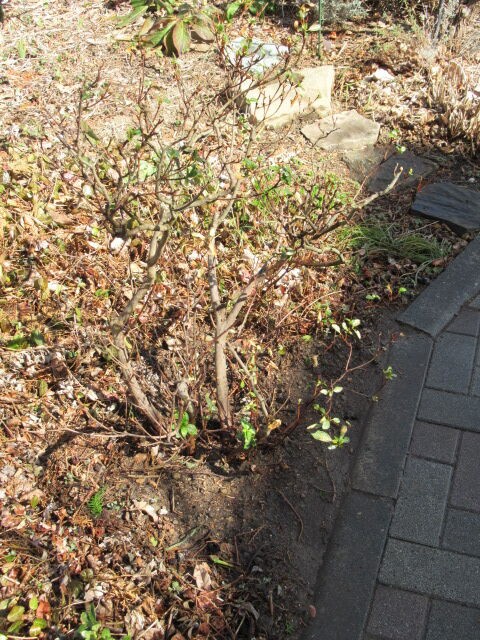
[
  {"left": 426, "top": 332, "right": 476, "bottom": 392},
  {"left": 426, "top": 601, "right": 480, "bottom": 640},
  {"left": 410, "top": 421, "right": 459, "bottom": 463},
  {"left": 418, "top": 387, "right": 480, "bottom": 430},
  {"left": 470, "top": 367, "right": 480, "bottom": 396},
  {"left": 390, "top": 456, "right": 452, "bottom": 545},
  {"left": 447, "top": 307, "right": 480, "bottom": 336},
  {"left": 366, "top": 585, "right": 428, "bottom": 640},
  {"left": 450, "top": 432, "right": 480, "bottom": 512},
  {"left": 443, "top": 508, "right": 480, "bottom": 557},
  {"left": 352, "top": 332, "right": 432, "bottom": 498},
  {"left": 379, "top": 538, "right": 480, "bottom": 606},
  {"left": 306, "top": 235, "right": 480, "bottom": 640}
]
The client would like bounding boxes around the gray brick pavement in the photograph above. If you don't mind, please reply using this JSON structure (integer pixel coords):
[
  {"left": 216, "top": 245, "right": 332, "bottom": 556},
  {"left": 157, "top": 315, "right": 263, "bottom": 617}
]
[
  {"left": 426, "top": 601, "right": 480, "bottom": 640},
  {"left": 379, "top": 538, "right": 480, "bottom": 607},
  {"left": 410, "top": 421, "right": 459, "bottom": 463},
  {"left": 443, "top": 508, "right": 480, "bottom": 557},
  {"left": 426, "top": 332, "right": 476, "bottom": 392},
  {"left": 366, "top": 585, "right": 428, "bottom": 640},
  {"left": 305, "top": 235, "right": 480, "bottom": 640},
  {"left": 450, "top": 432, "right": 480, "bottom": 512},
  {"left": 390, "top": 456, "right": 452, "bottom": 545}
]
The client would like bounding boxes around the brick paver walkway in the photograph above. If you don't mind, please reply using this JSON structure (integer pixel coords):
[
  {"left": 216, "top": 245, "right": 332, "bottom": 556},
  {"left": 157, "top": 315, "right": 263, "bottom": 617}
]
[{"left": 305, "top": 238, "right": 480, "bottom": 640}]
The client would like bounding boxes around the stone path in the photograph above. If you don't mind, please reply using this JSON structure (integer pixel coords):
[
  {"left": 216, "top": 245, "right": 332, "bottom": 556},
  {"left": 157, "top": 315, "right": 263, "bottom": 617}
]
[{"left": 305, "top": 236, "right": 480, "bottom": 640}]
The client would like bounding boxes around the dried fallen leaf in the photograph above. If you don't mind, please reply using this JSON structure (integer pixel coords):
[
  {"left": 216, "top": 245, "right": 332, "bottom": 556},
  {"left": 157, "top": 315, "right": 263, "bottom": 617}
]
[{"left": 193, "top": 562, "right": 212, "bottom": 591}]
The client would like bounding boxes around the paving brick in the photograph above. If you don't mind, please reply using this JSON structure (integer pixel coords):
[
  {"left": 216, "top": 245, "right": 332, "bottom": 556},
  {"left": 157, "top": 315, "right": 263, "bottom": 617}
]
[
  {"left": 470, "top": 368, "right": 480, "bottom": 396},
  {"left": 379, "top": 538, "right": 480, "bottom": 607},
  {"left": 410, "top": 421, "right": 459, "bottom": 463},
  {"left": 426, "top": 333, "right": 476, "bottom": 393},
  {"left": 426, "top": 600, "right": 480, "bottom": 640},
  {"left": 398, "top": 235, "right": 480, "bottom": 337},
  {"left": 447, "top": 307, "right": 480, "bottom": 336},
  {"left": 353, "top": 333, "right": 432, "bottom": 498},
  {"left": 450, "top": 432, "right": 480, "bottom": 512},
  {"left": 418, "top": 388, "right": 480, "bottom": 431},
  {"left": 443, "top": 508, "right": 480, "bottom": 557},
  {"left": 390, "top": 457, "right": 452, "bottom": 545},
  {"left": 469, "top": 293, "right": 480, "bottom": 310},
  {"left": 304, "top": 491, "right": 392, "bottom": 640},
  {"left": 367, "top": 585, "right": 428, "bottom": 640}
]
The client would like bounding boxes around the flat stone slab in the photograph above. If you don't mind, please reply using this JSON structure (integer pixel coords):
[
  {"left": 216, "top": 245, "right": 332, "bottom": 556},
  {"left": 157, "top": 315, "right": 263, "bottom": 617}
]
[
  {"left": 411, "top": 182, "right": 480, "bottom": 235},
  {"left": 343, "top": 145, "right": 392, "bottom": 182},
  {"left": 368, "top": 151, "right": 437, "bottom": 192},
  {"left": 243, "top": 65, "right": 334, "bottom": 129},
  {"left": 301, "top": 109, "right": 380, "bottom": 151}
]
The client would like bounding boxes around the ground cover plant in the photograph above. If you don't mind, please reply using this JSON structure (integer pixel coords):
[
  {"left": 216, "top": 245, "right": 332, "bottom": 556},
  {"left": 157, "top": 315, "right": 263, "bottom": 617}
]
[{"left": 1, "top": 0, "right": 479, "bottom": 639}]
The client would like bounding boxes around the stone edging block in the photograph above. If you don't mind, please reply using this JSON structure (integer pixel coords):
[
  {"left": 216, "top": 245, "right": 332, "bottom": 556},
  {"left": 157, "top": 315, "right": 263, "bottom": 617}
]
[{"left": 398, "top": 235, "right": 480, "bottom": 336}]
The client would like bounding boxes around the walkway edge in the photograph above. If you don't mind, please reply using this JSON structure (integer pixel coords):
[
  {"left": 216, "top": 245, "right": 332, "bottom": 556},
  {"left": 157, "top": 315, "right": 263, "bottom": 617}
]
[
  {"left": 398, "top": 234, "right": 480, "bottom": 336},
  {"left": 303, "top": 492, "right": 392, "bottom": 640}
]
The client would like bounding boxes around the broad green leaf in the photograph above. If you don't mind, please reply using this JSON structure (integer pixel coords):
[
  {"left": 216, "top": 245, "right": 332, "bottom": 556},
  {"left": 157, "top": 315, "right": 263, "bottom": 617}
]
[
  {"left": 117, "top": 5, "right": 148, "bottom": 28},
  {"left": 191, "top": 23, "right": 214, "bottom": 42},
  {"left": 148, "top": 21, "right": 175, "bottom": 46},
  {"left": 226, "top": 0, "right": 242, "bottom": 21},
  {"left": 171, "top": 21, "right": 191, "bottom": 55},
  {"left": 138, "top": 16, "right": 155, "bottom": 37}
]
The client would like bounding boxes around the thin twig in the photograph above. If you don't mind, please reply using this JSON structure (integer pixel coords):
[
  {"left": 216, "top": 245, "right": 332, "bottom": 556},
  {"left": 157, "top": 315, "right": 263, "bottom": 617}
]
[{"left": 277, "top": 489, "right": 304, "bottom": 543}]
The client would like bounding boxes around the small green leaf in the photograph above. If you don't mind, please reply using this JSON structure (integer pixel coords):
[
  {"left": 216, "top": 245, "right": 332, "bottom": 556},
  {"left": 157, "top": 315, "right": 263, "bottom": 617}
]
[
  {"left": 29, "top": 330, "right": 45, "bottom": 346},
  {"left": 38, "top": 379, "right": 48, "bottom": 397},
  {"left": 311, "top": 430, "right": 333, "bottom": 443},
  {"left": 7, "top": 605, "right": 25, "bottom": 622},
  {"left": 5, "top": 334, "right": 29, "bottom": 350},
  {"left": 17, "top": 40, "right": 27, "bottom": 59},
  {"left": 7, "top": 621, "right": 23, "bottom": 634},
  {"left": 29, "top": 596, "right": 39, "bottom": 611},
  {"left": 29, "top": 618, "right": 47, "bottom": 637},
  {"left": 209, "top": 554, "right": 234, "bottom": 568}
]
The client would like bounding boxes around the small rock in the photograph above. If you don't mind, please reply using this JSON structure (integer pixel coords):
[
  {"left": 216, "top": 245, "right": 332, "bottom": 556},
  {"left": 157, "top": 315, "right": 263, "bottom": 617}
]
[
  {"left": 242, "top": 65, "right": 334, "bottom": 129},
  {"left": 226, "top": 37, "right": 288, "bottom": 75},
  {"left": 365, "top": 68, "right": 395, "bottom": 82},
  {"left": 301, "top": 110, "right": 380, "bottom": 151},
  {"left": 343, "top": 145, "right": 393, "bottom": 182}
]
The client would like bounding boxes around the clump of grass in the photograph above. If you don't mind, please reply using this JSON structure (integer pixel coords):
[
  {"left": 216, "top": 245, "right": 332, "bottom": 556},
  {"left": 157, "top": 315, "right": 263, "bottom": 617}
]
[{"left": 342, "top": 222, "right": 451, "bottom": 266}]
